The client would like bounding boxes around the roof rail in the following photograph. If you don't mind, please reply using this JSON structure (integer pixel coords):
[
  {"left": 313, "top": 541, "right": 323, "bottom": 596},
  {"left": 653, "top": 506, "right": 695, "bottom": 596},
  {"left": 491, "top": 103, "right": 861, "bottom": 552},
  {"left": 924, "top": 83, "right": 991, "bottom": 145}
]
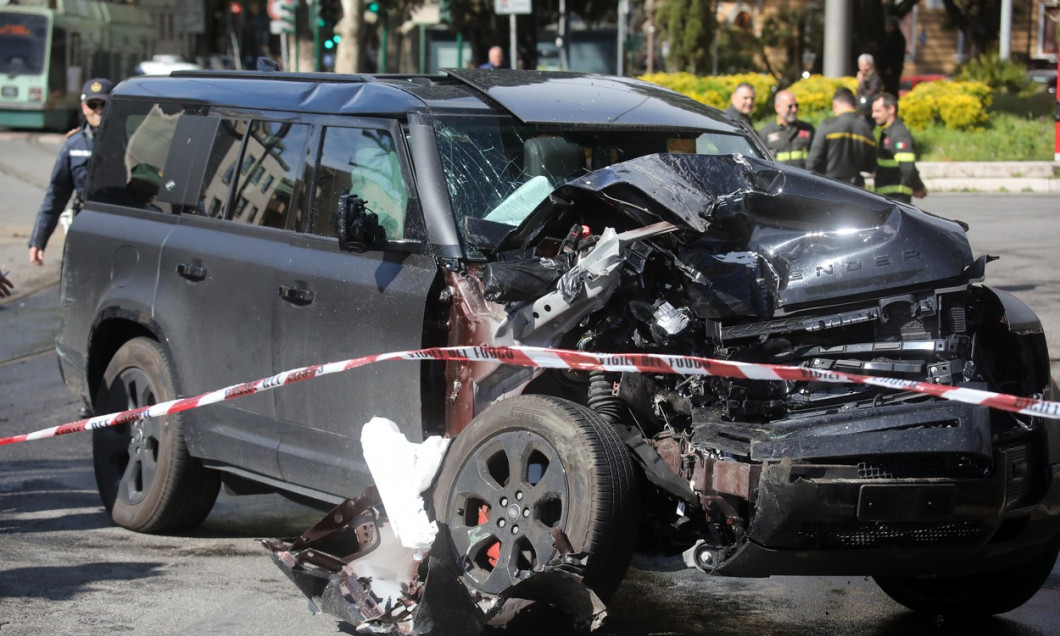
[{"left": 167, "top": 69, "right": 445, "bottom": 87}]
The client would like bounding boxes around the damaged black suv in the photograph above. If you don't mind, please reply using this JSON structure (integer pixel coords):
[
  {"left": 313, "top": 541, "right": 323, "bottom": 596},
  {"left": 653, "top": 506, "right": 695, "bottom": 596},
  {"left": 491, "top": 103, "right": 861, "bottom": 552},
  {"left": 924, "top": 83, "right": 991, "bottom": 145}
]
[{"left": 58, "top": 69, "right": 1059, "bottom": 626}]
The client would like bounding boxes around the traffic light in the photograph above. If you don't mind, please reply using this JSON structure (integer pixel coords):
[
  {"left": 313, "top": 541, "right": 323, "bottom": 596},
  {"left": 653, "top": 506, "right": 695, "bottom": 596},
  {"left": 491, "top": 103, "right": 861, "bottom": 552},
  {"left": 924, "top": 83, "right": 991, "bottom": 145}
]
[
  {"left": 319, "top": 0, "right": 342, "bottom": 25},
  {"left": 367, "top": 1, "right": 379, "bottom": 13}
]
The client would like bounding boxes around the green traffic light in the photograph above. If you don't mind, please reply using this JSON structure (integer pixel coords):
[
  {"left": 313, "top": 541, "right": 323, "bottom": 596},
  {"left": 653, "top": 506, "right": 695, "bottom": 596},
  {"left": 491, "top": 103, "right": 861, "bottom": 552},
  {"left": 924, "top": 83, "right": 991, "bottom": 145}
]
[
  {"left": 333, "top": 34, "right": 341, "bottom": 42},
  {"left": 367, "top": 2, "right": 379, "bottom": 12},
  {"left": 324, "top": 40, "right": 333, "bottom": 49}
]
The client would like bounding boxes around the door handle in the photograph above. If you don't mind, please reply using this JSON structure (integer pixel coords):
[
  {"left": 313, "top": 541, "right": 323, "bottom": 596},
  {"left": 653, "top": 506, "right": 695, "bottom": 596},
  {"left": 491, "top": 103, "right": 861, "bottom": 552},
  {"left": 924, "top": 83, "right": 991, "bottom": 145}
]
[
  {"left": 279, "top": 284, "right": 314, "bottom": 306},
  {"left": 176, "top": 262, "right": 207, "bottom": 282}
]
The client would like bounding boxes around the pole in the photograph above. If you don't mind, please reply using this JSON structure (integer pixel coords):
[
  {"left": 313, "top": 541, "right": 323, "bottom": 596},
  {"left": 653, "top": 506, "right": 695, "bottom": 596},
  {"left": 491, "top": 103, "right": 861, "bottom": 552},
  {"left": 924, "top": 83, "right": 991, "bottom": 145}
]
[
  {"left": 510, "top": 14, "right": 517, "bottom": 69},
  {"left": 617, "top": 0, "right": 627, "bottom": 75},
  {"left": 999, "top": 0, "right": 1012, "bottom": 60},
  {"left": 456, "top": 32, "right": 463, "bottom": 68},
  {"left": 646, "top": 0, "right": 654, "bottom": 74},
  {"left": 823, "top": 0, "right": 850, "bottom": 77},
  {"left": 310, "top": 0, "right": 320, "bottom": 71},
  {"left": 380, "top": 13, "right": 388, "bottom": 72}
]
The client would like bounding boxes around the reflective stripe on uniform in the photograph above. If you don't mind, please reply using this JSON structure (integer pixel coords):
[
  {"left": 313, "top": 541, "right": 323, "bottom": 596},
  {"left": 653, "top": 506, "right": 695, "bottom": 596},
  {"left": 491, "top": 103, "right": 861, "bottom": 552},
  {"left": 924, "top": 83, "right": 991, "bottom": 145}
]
[
  {"left": 69, "top": 149, "right": 92, "bottom": 157},
  {"left": 894, "top": 152, "right": 916, "bottom": 162},
  {"left": 825, "top": 131, "right": 876, "bottom": 146},
  {"left": 776, "top": 150, "right": 809, "bottom": 161},
  {"left": 876, "top": 184, "right": 914, "bottom": 195},
  {"left": 877, "top": 158, "right": 899, "bottom": 167}
]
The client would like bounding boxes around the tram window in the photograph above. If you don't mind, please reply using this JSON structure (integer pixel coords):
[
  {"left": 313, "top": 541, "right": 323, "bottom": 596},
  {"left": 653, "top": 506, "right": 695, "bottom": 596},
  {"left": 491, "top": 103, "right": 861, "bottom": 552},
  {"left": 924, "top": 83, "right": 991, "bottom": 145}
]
[{"left": 49, "top": 28, "right": 66, "bottom": 98}]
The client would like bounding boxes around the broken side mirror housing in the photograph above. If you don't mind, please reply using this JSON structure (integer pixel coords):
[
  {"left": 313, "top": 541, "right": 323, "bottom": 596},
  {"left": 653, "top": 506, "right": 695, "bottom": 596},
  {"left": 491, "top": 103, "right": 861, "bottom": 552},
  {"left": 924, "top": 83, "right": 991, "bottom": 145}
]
[{"left": 336, "top": 193, "right": 387, "bottom": 253}]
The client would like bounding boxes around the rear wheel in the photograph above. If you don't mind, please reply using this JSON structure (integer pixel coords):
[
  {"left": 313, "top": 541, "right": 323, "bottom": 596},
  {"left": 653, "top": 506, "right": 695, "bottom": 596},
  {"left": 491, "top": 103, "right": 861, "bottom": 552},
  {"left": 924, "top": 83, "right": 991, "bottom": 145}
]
[
  {"left": 431, "top": 395, "right": 639, "bottom": 601},
  {"left": 92, "top": 337, "right": 220, "bottom": 533},
  {"left": 874, "top": 532, "right": 1060, "bottom": 616}
]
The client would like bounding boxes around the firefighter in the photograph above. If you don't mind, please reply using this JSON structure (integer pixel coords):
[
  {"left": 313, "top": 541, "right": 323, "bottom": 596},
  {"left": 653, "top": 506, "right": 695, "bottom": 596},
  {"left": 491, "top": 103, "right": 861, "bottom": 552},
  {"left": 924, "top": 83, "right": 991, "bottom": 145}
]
[
  {"left": 758, "top": 89, "right": 815, "bottom": 168},
  {"left": 871, "top": 92, "right": 927, "bottom": 203},
  {"left": 807, "top": 87, "right": 877, "bottom": 186}
]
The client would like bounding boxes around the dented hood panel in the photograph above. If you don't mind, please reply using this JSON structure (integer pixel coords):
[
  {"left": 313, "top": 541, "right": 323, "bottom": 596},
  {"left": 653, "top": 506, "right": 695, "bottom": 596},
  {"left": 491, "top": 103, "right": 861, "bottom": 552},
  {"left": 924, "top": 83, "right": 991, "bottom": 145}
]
[{"left": 502, "top": 153, "right": 974, "bottom": 314}]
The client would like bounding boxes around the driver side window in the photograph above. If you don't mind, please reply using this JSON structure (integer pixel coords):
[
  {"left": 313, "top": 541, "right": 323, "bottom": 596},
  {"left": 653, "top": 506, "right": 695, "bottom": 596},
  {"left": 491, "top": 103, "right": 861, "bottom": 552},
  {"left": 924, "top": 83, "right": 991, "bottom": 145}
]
[{"left": 311, "top": 126, "right": 408, "bottom": 240}]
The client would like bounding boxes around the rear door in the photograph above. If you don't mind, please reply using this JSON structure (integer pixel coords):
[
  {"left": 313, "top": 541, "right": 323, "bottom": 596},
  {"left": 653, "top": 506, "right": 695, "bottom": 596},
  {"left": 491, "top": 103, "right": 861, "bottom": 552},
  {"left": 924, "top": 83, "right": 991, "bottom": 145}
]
[
  {"left": 153, "top": 113, "right": 311, "bottom": 479},
  {"left": 273, "top": 118, "right": 440, "bottom": 497}
]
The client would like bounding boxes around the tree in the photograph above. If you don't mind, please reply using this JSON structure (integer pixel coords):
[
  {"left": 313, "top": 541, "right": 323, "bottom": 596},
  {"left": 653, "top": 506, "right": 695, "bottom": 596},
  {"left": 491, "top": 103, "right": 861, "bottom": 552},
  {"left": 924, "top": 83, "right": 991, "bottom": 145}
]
[
  {"left": 939, "top": 0, "right": 1002, "bottom": 58},
  {"left": 657, "top": 0, "right": 715, "bottom": 74},
  {"left": 334, "top": 0, "right": 366, "bottom": 73}
]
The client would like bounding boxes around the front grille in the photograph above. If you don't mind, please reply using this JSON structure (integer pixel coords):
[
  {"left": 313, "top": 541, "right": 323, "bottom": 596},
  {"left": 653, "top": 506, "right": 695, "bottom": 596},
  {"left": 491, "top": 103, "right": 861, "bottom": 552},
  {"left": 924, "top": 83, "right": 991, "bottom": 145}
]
[
  {"left": 796, "top": 520, "right": 980, "bottom": 549},
  {"left": 857, "top": 454, "right": 991, "bottom": 480}
]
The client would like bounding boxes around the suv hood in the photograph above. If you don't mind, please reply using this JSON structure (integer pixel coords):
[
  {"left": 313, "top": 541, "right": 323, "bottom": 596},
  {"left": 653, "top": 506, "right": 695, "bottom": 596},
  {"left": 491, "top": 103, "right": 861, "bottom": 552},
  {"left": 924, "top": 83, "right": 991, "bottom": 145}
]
[{"left": 493, "top": 153, "right": 974, "bottom": 317}]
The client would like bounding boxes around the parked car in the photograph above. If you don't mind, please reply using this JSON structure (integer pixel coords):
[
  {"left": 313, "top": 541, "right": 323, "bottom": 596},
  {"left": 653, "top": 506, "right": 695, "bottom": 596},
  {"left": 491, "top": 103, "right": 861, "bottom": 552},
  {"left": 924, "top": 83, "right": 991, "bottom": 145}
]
[
  {"left": 58, "top": 68, "right": 1059, "bottom": 624},
  {"left": 131, "top": 54, "right": 201, "bottom": 76}
]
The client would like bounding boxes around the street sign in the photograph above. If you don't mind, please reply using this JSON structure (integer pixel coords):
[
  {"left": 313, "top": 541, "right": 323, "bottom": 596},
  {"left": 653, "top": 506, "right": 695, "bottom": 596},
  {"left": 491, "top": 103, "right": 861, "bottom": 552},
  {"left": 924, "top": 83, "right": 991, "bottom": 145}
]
[
  {"left": 268, "top": 0, "right": 295, "bottom": 33},
  {"left": 494, "top": 0, "right": 531, "bottom": 15}
]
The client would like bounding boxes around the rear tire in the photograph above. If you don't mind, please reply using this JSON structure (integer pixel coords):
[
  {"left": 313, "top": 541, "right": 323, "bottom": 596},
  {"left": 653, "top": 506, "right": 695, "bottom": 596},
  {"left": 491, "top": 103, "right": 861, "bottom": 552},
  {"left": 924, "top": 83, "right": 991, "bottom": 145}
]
[
  {"left": 92, "top": 337, "right": 220, "bottom": 533},
  {"left": 874, "top": 532, "right": 1060, "bottom": 616},
  {"left": 431, "top": 395, "right": 639, "bottom": 601}
]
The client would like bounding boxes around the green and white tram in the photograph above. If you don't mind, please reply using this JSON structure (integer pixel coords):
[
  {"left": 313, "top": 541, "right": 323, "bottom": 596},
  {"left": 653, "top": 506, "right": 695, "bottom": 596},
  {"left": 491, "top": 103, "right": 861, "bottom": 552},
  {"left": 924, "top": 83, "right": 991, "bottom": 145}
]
[{"left": 0, "top": 0, "right": 153, "bottom": 130}]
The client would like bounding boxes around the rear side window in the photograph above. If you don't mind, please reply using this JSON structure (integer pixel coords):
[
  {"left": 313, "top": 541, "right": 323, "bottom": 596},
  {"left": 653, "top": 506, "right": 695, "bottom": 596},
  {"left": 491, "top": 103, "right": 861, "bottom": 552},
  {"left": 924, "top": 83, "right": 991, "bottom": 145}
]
[
  {"left": 228, "top": 121, "right": 309, "bottom": 229},
  {"left": 87, "top": 100, "right": 181, "bottom": 213},
  {"left": 310, "top": 126, "right": 408, "bottom": 240},
  {"left": 89, "top": 104, "right": 309, "bottom": 231}
]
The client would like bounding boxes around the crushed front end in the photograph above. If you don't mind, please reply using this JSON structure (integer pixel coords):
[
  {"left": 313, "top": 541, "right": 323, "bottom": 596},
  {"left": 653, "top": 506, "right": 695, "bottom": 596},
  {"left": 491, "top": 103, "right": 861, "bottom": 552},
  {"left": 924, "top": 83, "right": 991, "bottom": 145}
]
[{"left": 457, "top": 153, "right": 1060, "bottom": 581}]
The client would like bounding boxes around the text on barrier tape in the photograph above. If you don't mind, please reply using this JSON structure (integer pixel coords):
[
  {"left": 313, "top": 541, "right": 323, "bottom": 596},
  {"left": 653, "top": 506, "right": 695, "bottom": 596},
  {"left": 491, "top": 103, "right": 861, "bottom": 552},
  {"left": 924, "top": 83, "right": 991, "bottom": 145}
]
[{"left": 2, "top": 345, "right": 1059, "bottom": 446}]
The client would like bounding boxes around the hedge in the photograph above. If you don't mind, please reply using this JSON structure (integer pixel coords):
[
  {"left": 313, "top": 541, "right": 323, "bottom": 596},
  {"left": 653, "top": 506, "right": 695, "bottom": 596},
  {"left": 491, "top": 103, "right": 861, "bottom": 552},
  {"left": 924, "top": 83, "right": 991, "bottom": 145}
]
[{"left": 640, "top": 73, "right": 994, "bottom": 131}]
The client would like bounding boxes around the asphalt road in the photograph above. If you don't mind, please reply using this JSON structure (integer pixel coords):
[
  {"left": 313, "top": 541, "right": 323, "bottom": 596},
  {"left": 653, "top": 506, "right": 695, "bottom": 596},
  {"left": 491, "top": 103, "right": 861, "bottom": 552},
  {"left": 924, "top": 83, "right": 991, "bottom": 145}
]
[{"left": 0, "top": 132, "right": 1058, "bottom": 635}]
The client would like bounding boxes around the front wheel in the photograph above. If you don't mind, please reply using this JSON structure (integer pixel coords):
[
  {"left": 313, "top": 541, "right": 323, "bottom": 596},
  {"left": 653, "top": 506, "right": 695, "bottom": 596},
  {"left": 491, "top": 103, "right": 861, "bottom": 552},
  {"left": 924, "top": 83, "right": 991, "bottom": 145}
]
[
  {"left": 92, "top": 337, "right": 220, "bottom": 533},
  {"left": 430, "top": 395, "right": 639, "bottom": 602},
  {"left": 874, "top": 533, "right": 1060, "bottom": 616}
]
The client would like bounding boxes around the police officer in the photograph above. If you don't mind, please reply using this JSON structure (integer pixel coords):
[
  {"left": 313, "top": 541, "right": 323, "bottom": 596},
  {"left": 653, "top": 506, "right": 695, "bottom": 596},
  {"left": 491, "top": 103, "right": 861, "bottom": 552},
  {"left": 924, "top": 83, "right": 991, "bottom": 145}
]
[
  {"left": 758, "top": 90, "right": 814, "bottom": 168},
  {"left": 807, "top": 87, "right": 877, "bottom": 186},
  {"left": 871, "top": 92, "right": 927, "bottom": 203},
  {"left": 28, "top": 77, "right": 114, "bottom": 266}
]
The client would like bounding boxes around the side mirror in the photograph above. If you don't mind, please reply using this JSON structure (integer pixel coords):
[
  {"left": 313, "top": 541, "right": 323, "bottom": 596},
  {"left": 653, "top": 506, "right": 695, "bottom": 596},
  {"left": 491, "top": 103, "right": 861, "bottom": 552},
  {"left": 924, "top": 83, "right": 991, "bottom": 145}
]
[{"left": 336, "top": 193, "right": 386, "bottom": 252}]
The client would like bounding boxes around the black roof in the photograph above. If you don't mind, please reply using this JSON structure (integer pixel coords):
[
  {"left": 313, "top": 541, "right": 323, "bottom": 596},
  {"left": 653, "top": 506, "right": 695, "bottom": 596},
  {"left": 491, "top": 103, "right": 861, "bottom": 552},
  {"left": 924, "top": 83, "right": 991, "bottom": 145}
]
[{"left": 112, "top": 69, "right": 742, "bottom": 133}]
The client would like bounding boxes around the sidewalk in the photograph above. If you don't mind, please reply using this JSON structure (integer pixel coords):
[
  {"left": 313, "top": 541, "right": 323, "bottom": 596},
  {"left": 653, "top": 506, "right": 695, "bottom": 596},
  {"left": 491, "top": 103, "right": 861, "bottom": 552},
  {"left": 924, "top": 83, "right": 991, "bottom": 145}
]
[{"left": 917, "top": 161, "right": 1060, "bottom": 193}]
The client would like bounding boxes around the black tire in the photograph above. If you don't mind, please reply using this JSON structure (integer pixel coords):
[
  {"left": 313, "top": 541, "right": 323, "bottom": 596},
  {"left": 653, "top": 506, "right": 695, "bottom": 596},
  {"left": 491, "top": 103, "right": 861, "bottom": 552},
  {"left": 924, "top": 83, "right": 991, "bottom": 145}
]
[
  {"left": 430, "top": 395, "right": 639, "bottom": 602},
  {"left": 874, "top": 533, "right": 1060, "bottom": 616},
  {"left": 92, "top": 337, "right": 220, "bottom": 533}
]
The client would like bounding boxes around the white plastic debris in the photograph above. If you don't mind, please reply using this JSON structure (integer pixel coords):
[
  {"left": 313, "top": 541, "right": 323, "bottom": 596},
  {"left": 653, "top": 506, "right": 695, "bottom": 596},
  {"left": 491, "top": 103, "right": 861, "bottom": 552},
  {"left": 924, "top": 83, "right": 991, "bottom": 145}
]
[{"left": 361, "top": 417, "right": 450, "bottom": 552}]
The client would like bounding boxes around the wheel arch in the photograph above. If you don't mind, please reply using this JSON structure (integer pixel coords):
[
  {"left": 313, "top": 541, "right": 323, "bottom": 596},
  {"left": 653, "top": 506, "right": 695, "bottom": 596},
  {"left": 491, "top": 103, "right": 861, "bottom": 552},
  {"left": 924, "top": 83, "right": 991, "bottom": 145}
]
[{"left": 87, "top": 307, "right": 171, "bottom": 408}]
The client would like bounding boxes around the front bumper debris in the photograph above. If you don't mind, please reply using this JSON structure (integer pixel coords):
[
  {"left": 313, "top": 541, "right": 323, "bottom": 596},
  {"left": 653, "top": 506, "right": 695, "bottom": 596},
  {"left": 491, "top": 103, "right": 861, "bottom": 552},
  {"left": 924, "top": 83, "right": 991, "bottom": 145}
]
[{"left": 261, "top": 489, "right": 605, "bottom": 634}]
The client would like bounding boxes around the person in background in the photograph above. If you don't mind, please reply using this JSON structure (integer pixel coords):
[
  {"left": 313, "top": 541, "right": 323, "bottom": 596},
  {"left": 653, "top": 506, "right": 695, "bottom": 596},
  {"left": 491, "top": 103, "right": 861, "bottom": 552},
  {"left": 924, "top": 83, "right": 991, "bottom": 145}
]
[
  {"left": 807, "top": 87, "right": 877, "bottom": 186},
  {"left": 879, "top": 15, "right": 907, "bottom": 96},
  {"left": 871, "top": 92, "right": 927, "bottom": 203},
  {"left": 480, "top": 46, "right": 507, "bottom": 69},
  {"left": 757, "top": 89, "right": 814, "bottom": 168},
  {"left": 0, "top": 271, "right": 12, "bottom": 298},
  {"left": 28, "top": 77, "right": 114, "bottom": 266},
  {"left": 855, "top": 53, "right": 882, "bottom": 124},
  {"left": 725, "top": 82, "right": 756, "bottom": 128}
]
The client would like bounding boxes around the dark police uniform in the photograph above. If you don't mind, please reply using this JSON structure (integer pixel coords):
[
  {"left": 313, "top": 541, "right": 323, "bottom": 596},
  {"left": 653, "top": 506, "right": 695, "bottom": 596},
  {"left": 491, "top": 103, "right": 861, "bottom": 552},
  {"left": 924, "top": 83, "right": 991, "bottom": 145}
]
[
  {"left": 875, "top": 117, "right": 925, "bottom": 203},
  {"left": 758, "top": 119, "right": 815, "bottom": 168},
  {"left": 28, "top": 124, "right": 96, "bottom": 252},
  {"left": 28, "top": 77, "right": 112, "bottom": 255},
  {"left": 807, "top": 108, "right": 877, "bottom": 185}
]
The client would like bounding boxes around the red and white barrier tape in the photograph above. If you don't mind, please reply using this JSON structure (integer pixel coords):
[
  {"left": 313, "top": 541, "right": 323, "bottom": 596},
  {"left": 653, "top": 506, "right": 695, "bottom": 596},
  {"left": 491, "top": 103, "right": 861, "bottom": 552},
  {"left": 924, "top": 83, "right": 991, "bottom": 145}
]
[{"left": 2, "top": 345, "right": 1058, "bottom": 446}]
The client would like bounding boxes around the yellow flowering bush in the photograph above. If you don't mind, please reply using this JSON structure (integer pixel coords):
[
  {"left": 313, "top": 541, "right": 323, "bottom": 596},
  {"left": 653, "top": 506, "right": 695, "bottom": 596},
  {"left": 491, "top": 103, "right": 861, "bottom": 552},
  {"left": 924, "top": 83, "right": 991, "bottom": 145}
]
[
  {"left": 786, "top": 75, "right": 858, "bottom": 122},
  {"left": 899, "top": 80, "right": 992, "bottom": 130},
  {"left": 638, "top": 72, "right": 778, "bottom": 120}
]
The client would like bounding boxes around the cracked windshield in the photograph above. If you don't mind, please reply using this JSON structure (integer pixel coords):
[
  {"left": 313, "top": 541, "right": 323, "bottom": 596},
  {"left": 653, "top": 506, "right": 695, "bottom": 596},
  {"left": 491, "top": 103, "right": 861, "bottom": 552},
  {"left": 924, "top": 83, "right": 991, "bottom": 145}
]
[{"left": 431, "top": 114, "right": 762, "bottom": 255}]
